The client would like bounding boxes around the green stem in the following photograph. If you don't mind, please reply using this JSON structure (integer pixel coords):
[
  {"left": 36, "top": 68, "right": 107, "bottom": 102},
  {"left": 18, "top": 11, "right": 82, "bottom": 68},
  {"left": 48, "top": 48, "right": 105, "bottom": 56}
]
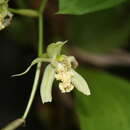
[
  {"left": 1, "top": 1, "right": 48, "bottom": 129},
  {"left": 22, "top": 62, "right": 41, "bottom": 119},
  {"left": 38, "top": 0, "right": 48, "bottom": 55},
  {"left": 22, "top": 0, "right": 48, "bottom": 120},
  {"left": 1, "top": 119, "right": 25, "bottom": 130},
  {"left": 9, "top": 8, "right": 39, "bottom": 18},
  {"left": 39, "top": 0, "right": 48, "bottom": 13},
  {"left": 38, "top": 14, "right": 44, "bottom": 56}
]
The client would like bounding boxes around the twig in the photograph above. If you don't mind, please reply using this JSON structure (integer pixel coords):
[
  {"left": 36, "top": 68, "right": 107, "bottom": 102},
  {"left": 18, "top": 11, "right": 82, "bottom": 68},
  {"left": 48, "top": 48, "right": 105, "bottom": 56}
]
[
  {"left": 71, "top": 47, "right": 130, "bottom": 68},
  {"left": 1, "top": 119, "right": 25, "bottom": 130}
]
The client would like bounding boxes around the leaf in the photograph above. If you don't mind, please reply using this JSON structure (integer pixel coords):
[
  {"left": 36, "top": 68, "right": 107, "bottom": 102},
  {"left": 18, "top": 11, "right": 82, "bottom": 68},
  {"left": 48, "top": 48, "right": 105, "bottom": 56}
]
[
  {"left": 71, "top": 69, "right": 90, "bottom": 96},
  {"left": 40, "top": 64, "right": 55, "bottom": 104},
  {"left": 70, "top": 7, "right": 130, "bottom": 53},
  {"left": 75, "top": 68, "right": 130, "bottom": 130},
  {"left": 47, "top": 41, "right": 67, "bottom": 59},
  {"left": 12, "top": 57, "right": 51, "bottom": 77},
  {"left": 58, "top": 0, "right": 127, "bottom": 15}
]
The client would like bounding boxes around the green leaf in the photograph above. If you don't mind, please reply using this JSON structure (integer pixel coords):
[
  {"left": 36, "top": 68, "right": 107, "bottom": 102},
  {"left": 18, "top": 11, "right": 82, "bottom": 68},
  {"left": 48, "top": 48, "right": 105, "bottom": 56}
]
[
  {"left": 71, "top": 69, "right": 90, "bottom": 95},
  {"left": 75, "top": 68, "right": 130, "bottom": 130},
  {"left": 70, "top": 7, "right": 130, "bottom": 53},
  {"left": 47, "top": 41, "right": 67, "bottom": 59},
  {"left": 40, "top": 64, "right": 55, "bottom": 104},
  {"left": 58, "top": 0, "right": 127, "bottom": 15}
]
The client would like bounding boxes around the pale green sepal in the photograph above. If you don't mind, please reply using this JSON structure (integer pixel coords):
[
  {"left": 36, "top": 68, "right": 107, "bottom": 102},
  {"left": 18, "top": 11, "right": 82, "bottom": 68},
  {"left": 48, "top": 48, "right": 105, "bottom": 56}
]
[
  {"left": 12, "top": 57, "right": 52, "bottom": 77},
  {"left": 68, "top": 56, "right": 78, "bottom": 68},
  {"left": 47, "top": 41, "right": 67, "bottom": 59},
  {"left": 71, "top": 69, "right": 91, "bottom": 95},
  {"left": 40, "top": 64, "right": 55, "bottom": 104}
]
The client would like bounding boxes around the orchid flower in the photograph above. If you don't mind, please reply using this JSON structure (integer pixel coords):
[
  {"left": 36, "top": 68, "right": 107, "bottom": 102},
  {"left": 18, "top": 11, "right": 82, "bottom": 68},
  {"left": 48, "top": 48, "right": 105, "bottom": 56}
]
[{"left": 12, "top": 41, "right": 91, "bottom": 104}]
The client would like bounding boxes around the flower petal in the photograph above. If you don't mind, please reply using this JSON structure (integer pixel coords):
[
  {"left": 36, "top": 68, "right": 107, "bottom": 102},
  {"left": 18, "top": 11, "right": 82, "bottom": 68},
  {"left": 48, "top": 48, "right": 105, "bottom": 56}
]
[
  {"left": 71, "top": 69, "right": 91, "bottom": 95},
  {"left": 40, "top": 64, "right": 55, "bottom": 104}
]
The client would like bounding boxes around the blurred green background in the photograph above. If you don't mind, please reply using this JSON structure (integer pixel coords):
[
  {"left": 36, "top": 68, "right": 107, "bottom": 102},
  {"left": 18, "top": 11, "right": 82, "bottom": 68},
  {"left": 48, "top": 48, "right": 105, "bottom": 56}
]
[{"left": 0, "top": 0, "right": 130, "bottom": 130}]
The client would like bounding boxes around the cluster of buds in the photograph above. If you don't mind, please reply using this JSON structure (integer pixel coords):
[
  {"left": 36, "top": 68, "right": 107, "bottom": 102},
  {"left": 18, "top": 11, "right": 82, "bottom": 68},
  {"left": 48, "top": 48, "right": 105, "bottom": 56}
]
[
  {"left": 0, "top": 12, "right": 13, "bottom": 30},
  {"left": 0, "top": 0, "right": 13, "bottom": 30}
]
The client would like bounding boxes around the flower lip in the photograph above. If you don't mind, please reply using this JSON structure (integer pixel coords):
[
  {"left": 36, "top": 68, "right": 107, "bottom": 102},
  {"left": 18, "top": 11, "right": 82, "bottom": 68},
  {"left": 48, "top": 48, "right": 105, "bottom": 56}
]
[
  {"left": 53, "top": 55, "right": 90, "bottom": 96},
  {"left": 54, "top": 56, "right": 77, "bottom": 93}
]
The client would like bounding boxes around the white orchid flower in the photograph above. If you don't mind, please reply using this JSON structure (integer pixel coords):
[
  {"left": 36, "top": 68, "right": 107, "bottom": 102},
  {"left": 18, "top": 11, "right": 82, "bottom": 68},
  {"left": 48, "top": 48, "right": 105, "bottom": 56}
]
[{"left": 12, "top": 41, "right": 91, "bottom": 104}]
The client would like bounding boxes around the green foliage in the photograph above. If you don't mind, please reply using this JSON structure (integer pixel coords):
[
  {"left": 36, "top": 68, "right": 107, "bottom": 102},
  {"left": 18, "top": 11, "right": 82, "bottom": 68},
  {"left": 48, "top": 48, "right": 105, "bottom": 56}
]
[
  {"left": 70, "top": 6, "right": 130, "bottom": 53},
  {"left": 75, "top": 68, "right": 130, "bottom": 130},
  {"left": 1, "top": 0, "right": 130, "bottom": 129},
  {"left": 58, "top": 0, "right": 127, "bottom": 15},
  {"left": 12, "top": 57, "right": 51, "bottom": 77}
]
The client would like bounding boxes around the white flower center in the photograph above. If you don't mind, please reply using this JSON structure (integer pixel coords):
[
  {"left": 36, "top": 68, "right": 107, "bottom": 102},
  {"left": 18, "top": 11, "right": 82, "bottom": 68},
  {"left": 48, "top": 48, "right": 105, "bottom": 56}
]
[{"left": 55, "top": 58, "right": 74, "bottom": 93}]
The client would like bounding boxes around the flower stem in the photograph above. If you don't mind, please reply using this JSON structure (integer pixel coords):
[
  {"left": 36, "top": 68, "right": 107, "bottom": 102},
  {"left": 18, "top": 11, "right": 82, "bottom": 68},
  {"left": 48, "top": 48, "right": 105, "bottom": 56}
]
[
  {"left": 9, "top": 8, "right": 39, "bottom": 18},
  {"left": 22, "top": 62, "right": 41, "bottom": 119},
  {"left": 39, "top": 0, "right": 48, "bottom": 13},
  {"left": 1, "top": 1, "right": 48, "bottom": 130},
  {"left": 38, "top": 14, "right": 44, "bottom": 56},
  {"left": 1, "top": 119, "right": 25, "bottom": 130},
  {"left": 22, "top": 0, "right": 48, "bottom": 120},
  {"left": 38, "top": 0, "right": 48, "bottom": 55}
]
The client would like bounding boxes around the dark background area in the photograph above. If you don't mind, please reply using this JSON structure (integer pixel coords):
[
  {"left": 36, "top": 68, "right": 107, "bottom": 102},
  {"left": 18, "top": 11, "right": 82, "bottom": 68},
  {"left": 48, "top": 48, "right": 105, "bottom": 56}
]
[{"left": 0, "top": 0, "right": 130, "bottom": 130}]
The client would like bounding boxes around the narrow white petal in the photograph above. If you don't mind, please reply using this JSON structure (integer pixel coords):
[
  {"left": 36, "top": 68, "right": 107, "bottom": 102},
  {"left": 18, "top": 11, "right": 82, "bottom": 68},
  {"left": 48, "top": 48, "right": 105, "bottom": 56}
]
[
  {"left": 40, "top": 64, "right": 55, "bottom": 104},
  {"left": 71, "top": 69, "right": 91, "bottom": 95}
]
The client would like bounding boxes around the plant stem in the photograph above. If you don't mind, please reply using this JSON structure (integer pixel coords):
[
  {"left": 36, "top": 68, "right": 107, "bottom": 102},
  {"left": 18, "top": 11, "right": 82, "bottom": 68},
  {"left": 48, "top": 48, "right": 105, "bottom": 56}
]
[
  {"left": 22, "top": 0, "right": 48, "bottom": 120},
  {"left": 39, "top": 0, "right": 48, "bottom": 13},
  {"left": 38, "top": 14, "right": 44, "bottom": 56},
  {"left": 38, "top": 0, "right": 48, "bottom": 55},
  {"left": 1, "top": 1, "right": 48, "bottom": 129},
  {"left": 22, "top": 62, "right": 41, "bottom": 119},
  {"left": 9, "top": 8, "right": 39, "bottom": 17},
  {"left": 1, "top": 119, "right": 25, "bottom": 130}
]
